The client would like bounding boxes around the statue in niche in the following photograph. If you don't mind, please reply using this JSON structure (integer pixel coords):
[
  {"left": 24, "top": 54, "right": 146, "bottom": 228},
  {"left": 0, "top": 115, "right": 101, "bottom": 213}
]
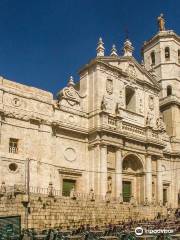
[
  {"left": 101, "top": 96, "right": 112, "bottom": 112},
  {"left": 101, "top": 97, "right": 108, "bottom": 111},
  {"left": 149, "top": 95, "right": 154, "bottom": 110},
  {"left": 157, "top": 13, "right": 165, "bottom": 31},
  {"left": 146, "top": 111, "right": 154, "bottom": 127}
]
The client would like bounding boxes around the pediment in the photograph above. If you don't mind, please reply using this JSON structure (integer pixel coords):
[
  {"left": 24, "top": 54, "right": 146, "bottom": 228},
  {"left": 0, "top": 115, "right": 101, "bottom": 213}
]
[{"left": 98, "top": 57, "right": 160, "bottom": 90}]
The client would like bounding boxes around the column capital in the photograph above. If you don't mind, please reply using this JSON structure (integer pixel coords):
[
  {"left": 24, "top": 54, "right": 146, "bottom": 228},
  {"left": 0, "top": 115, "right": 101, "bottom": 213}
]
[
  {"left": 116, "top": 146, "right": 123, "bottom": 151},
  {"left": 99, "top": 143, "right": 107, "bottom": 149},
  {"left": 145, "top": 153, "right": 152, "bottom": 158}
]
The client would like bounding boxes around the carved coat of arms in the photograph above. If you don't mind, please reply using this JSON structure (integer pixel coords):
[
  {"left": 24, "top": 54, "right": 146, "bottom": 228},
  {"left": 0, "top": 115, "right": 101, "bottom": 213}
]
[{"left": 126, "top": 63, "right": 137, "bottom": 80}]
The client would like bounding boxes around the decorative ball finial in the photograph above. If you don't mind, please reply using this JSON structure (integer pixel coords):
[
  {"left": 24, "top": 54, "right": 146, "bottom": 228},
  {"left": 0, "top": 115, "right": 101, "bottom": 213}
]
[
  {"left": 67, "top": 76, "right": 75, "bottom": 87},
  {"left": 110, "top": 44, "right": 118, "bottom": 57},
  {"left": 123, "top": 39, "right": 134, "bottom": 57},
  {"left": 157, "top": 13, "right": 165, "bottom": 31},
  {"left": 96, "top": 37, "right": 105, "bottom": 57}
]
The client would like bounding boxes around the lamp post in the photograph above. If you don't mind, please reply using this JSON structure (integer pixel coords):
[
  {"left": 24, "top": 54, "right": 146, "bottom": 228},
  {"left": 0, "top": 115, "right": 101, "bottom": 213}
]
[{"left": 23, "top": 158, "right": 30, "bottom": 229}]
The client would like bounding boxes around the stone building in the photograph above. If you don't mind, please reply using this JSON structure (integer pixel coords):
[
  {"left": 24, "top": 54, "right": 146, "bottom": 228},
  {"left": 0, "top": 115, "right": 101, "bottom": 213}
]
[{"left": 0, "top": 15, "right": 179, "bottom": 208}]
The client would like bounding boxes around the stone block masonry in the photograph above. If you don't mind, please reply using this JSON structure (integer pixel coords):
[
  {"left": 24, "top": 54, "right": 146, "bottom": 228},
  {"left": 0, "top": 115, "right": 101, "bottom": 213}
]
[{"left": 0, "top": 193, "right": 167, "bottom": 230}]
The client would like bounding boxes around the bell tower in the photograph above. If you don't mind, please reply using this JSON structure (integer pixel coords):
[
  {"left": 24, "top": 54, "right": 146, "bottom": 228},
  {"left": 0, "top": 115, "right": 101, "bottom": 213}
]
[{"left": 142, "top": 14, "right": 180, "bottom": 150}]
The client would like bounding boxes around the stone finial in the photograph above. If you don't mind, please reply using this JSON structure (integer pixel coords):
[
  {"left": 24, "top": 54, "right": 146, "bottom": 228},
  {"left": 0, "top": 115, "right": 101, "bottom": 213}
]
[
  {"left": 110, "top": 44, "right": 118, "bottom": 57},
  {"left": 96, "top": 37, "right": 105, "bottom": 57},
  {"left": 67, "top": 76, "right": 75, "bottom": 87},
  {"left": 123, "top": 39, "right": 134, "bottom": 57},
  {"left": 141, "top": 59, "right": 145, "bottom": 67}
]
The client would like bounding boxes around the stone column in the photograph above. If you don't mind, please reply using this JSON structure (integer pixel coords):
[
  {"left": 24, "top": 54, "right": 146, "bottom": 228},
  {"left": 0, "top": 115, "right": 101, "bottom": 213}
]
[
  {"left": 145, "top": 155, "right": 152, "bottom": 203},
  {"left": 115, "top": 148, "right": 123, "bottom": 198},
  {"left": 100, "top": 145, "right": 107, "bottom": 196},
  {"left": 157, "top": 159, "right": 163, "bottom": 204}
]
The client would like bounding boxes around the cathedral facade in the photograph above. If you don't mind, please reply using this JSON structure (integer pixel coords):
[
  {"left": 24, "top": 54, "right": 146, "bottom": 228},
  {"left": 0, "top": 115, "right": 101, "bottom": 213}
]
[{"left": 0, "top": 17, "right": 180, "bottom": 208}]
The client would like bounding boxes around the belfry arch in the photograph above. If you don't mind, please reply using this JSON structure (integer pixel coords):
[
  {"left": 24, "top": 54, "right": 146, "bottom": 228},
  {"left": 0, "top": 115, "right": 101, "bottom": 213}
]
[{"left": 122, "top": 154, "right": 145, "bottom": 204}]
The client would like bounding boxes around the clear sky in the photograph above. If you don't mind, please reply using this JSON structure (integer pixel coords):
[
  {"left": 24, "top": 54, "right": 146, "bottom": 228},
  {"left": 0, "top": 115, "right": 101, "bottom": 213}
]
[{"left": 0, "top": 0, "right": 179, "bottom": 96}]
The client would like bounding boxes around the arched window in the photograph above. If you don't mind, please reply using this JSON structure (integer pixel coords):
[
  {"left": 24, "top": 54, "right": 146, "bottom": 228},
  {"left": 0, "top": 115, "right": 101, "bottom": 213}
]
[
  {"left": 178, "top": 49, "right": 180, "bottom": 63},
  {"left": 151, "top": 51, "right": 155, "bottom": 65},
  {"left": 167, "top": 85, "right": 172, "bottom": 96},
  {"left": 165, "top": 47, "right": 170, "bottom": 61}
]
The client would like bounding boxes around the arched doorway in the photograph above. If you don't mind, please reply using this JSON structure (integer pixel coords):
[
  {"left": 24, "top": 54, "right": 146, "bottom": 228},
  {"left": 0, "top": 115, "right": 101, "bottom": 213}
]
[{"left": 122, "top": 154, "right": 144, "bottom": 204}]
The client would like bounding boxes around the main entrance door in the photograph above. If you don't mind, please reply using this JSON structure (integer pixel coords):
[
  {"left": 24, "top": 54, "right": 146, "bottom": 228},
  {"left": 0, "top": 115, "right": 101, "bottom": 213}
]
[
  {"left": 123, "top": 181, "right": 131, "bottom": 202},
  {"left": 62, "top": 179, "right": 76, "bottom": 196}
]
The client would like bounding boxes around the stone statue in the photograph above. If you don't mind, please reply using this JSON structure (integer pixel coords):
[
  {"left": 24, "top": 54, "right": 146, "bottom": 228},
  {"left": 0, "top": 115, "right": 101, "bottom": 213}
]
[
  {"left": 0, "top": 181, "right": 6, "bottom": 195},
  {"left": 156, "top": 116, "right": 166, "bottom": 132},
  {"left": 159, "top": 200, "right": 163, "bottom": 207},
  {"left": 105, "top": 191, "right": 111, "bottom": 202},
  {"left": 101, "top": 97, "right": 108, "bottom": 111},
  {"left": 146, "top": 111, "right": 154, "bottom": 126},
  {"left": 157, "top": 14, "right": 165, "bottom": 31},
  {"left": 107, "top": 177, "right": 112, "bottom": 193},
  {"left": 70, "top": 187, "right": 76, "bottom": 199},
  {"left": 89, "top": 188, "right": 95, "bottom": 201},
  {"left": 116, "top": 103, "right": 122, "bottom": 115},
  {"left": 144, "top": 197, "right": 149, "bottom": 206},
  {"left": 152, "top": 194, "right": 156, "bottom": 206},
  {"left": 48, "top": 182, "right": 54, "bottom": 197},
  {"left": 119, "top": 193, "right": 123, "bottom": 203}
]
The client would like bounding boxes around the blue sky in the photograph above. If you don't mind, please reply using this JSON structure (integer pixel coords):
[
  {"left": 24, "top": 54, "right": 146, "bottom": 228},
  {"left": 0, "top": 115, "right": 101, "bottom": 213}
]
[{"left": 0, "top": 0, "right": 179, "bottom": 96}]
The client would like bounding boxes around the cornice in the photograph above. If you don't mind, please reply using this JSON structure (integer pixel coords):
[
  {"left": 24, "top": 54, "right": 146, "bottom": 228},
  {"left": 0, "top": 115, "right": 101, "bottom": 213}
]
[
  {"left": 142, "top": 30, "right": 180, "bottom": 52},
  {"left": 160, "top": 95, "right": 180, "bottom": 110},
  {"left": 80, "top": 57, "right": 160, "bottom": 91}
]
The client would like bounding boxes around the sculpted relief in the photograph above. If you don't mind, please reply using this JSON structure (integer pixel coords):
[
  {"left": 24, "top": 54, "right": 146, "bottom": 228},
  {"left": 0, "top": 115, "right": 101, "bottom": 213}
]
[{"left": 125, "top": 63, "right": 137, "bottom": 80}]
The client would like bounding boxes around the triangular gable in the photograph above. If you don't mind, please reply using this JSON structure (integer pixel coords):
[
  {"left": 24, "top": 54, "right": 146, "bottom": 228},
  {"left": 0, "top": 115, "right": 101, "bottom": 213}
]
[{"left": 98, "top": 56, "right": 160, "bottom": 90}]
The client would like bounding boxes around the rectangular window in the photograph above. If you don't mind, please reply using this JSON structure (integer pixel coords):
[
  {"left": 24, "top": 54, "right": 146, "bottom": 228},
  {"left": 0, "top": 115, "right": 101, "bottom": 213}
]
[
  {"left": 123, "top": 181, "right": 131, "bottom": 202},
  {"left": 62, "top": 179, "right": 76, "bottom": 196},
  {"left": 125, "top": 87, "right": 136, "bottom": 112},
  {"left": 9, "top": 138, "right": 19, "bottom": 154},
  {"left": 163, "top": 188, "right": 167, "bottom": 205}
]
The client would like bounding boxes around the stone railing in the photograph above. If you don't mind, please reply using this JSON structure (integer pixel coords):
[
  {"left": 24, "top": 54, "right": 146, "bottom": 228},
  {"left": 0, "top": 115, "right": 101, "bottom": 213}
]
[
  {"left": 122, "top": 122, "right": 146, "bottom": 136},
  {"left": 100, "top": 113, "right": 163, "bottom": 144}
]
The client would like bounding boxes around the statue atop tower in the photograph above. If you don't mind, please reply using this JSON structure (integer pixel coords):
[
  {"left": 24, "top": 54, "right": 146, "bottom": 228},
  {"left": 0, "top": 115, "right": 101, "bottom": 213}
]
[{"left": 157, "top": 13, "right": 165, "bottom": 31}]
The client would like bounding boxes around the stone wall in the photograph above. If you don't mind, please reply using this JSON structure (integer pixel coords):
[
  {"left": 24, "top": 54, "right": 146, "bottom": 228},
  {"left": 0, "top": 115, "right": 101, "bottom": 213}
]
[{"left": 0, "top": 193, "right": 168, "bottom": 230}]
